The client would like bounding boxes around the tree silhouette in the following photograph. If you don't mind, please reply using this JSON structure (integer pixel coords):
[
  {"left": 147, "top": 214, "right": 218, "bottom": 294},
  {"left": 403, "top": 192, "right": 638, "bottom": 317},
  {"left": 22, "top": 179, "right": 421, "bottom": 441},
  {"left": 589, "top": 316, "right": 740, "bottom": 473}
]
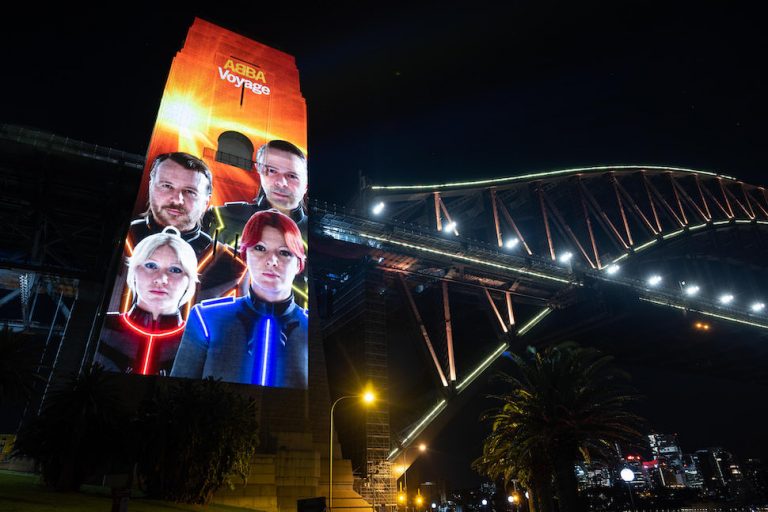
[
  {"left": 0, "top": 325, "right": 44, "bottom": 405},
  {"left": 12, "top": 363, "right": 126, "bottom": 491},
  {"left": 135, "top": 377, "right": 259, "bottom": 504}
]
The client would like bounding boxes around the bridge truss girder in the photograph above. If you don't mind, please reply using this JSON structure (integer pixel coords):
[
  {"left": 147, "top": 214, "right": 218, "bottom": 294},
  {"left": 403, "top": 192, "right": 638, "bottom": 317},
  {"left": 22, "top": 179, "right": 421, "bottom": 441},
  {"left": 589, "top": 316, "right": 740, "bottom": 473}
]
[{"left": 314, "top": 163, "right": 768, "bottom": 483}]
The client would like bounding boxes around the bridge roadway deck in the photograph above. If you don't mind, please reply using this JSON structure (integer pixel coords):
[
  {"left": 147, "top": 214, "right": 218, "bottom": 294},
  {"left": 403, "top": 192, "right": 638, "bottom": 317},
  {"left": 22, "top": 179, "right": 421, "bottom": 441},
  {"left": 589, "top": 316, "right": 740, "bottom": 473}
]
[{"left": 312, "top": 200, "right": 768, "bottom": 332}]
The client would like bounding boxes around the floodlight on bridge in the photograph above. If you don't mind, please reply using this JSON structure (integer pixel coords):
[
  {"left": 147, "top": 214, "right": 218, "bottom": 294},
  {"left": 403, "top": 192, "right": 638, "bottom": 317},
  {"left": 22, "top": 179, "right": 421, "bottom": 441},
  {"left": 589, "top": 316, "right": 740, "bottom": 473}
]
[
  {"left": 605, "top": 264, "right": 620, "bottom": 275},
  {"left": 443, "top": 221, "right": 457, "bottom": 234},
  {"left": 372, "top": 201, "right": 385, "bottom": 215},
  {"left": 559, "top": 251, "right": 573, "bottom": 264},
  {"left": 647, "top": 275, "right": 663, "bottom": 287},
  {"left": 505, "top": 237, "right": 519, "bottom": 249},
  {"left": 751, "top": 302, "right": 765, "bottom": 313},
  {"left": 683, "top": 284, "right": 700, "bottom": 297},
  {"left": 719, "top": 294, "right": 734, "bottom": 305}
]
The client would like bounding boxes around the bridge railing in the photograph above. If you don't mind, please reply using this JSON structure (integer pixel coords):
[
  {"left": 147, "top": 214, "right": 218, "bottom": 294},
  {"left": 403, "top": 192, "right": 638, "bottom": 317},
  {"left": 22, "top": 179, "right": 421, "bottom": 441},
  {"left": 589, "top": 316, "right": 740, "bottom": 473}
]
[
  {"left": 583, "top": 267, "right": 768, "bottom": 330},
  {"left": 310, "top": 199, "right": 574, "bottom": 286},
  {"left": 312, "top": 199, "right": 768, "bottom": 331}
]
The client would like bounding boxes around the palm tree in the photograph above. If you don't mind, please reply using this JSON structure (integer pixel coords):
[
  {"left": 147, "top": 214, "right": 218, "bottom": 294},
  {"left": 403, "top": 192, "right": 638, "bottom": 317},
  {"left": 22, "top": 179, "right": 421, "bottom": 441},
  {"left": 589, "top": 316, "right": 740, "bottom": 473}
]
[
  {"left": 473, "top": 342, "right": 644, "bottom": 512},
  {"left": 475, "top": 422, "right": 554, "bottom": 512}
]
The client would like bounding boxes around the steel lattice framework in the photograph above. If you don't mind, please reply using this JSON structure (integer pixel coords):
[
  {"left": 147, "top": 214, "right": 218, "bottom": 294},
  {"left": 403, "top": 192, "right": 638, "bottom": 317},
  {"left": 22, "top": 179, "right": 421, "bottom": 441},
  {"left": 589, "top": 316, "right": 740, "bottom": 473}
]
[
  {"left": 368, "top": 165, "right": 767, "bottom": 271},
  {"left": 313, "top": 165, "right": 768, "bottom": 490}
]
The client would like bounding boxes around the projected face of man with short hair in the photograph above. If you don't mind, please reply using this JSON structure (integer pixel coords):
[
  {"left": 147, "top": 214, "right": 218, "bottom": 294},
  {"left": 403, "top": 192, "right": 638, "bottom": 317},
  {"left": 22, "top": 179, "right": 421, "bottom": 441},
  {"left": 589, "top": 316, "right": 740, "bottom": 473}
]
[
  {"left": 257, "top": 148, "right": 308, "bottom": 215},
  {"left": 149, "top": 159, "right": 211, "bottom": 232}
]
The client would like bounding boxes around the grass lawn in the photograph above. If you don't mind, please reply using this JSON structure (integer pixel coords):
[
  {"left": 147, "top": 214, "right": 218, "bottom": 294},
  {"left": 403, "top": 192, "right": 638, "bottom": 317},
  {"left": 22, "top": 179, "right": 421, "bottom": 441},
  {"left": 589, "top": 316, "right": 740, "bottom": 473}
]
[{"left": 0, "top": 470, "right": 254, "bottom": 512}]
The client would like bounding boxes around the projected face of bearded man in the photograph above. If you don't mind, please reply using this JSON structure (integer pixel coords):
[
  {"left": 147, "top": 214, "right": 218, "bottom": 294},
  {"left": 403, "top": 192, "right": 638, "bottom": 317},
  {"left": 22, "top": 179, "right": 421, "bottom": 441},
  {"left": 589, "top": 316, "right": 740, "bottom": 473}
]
[{"left": 148, "top": 155, "right": 212, "bottom": 232}]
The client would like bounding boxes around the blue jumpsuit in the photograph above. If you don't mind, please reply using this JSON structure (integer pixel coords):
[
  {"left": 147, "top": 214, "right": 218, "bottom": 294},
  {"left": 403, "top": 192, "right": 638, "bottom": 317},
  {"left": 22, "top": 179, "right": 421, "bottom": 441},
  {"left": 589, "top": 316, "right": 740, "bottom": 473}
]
[{"left": 170, "top": 290, "right": 308, "bottom": 388}]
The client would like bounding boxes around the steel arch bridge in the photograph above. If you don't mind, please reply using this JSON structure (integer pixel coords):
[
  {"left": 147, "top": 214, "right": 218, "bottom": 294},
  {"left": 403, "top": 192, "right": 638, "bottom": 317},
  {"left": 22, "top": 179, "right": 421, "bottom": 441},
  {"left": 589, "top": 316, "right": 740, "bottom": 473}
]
[{"left": 313, "top": 164, "right": 768, "bottom": 490}]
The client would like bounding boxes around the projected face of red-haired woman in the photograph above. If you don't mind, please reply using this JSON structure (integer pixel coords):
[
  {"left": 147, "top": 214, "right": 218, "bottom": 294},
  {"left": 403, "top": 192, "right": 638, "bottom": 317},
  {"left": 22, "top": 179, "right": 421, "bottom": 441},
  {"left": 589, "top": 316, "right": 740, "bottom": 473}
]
[{"left": 240, "top": 210, "right": 305, "bottom": 303}]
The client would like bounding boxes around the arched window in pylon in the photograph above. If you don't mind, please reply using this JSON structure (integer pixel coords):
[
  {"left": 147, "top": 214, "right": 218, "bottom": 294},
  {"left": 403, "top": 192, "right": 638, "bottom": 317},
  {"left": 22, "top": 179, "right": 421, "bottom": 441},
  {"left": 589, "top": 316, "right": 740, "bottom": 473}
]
[{"left": 216, "top": 131, "right": 254, "bottom": 171}]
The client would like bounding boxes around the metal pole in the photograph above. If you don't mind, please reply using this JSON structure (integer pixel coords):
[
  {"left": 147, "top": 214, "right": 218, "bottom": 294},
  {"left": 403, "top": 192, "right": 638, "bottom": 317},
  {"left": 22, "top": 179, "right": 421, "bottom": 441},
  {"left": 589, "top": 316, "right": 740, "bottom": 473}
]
[
  {"left": 403, "top": 449, "right": 408, "bottom": 512},
  {"left": 441, "top": 282, "right": 456, "bottom": 383},
  {"left": 626, "top": 481, "right": 635, "bottom": 512},
  {"left": 372, "top": 471, "right": 376, "bottom": 512},
  {"left": 330, "top": 395, "right": 356, "bottom": 512},
  {"left": 490, "top": 188, "right": 503, "bottom": 248}
]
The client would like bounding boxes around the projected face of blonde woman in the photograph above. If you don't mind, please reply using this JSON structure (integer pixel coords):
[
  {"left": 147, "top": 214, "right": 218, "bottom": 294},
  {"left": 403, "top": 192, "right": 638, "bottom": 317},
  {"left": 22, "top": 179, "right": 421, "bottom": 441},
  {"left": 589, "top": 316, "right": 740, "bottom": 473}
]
[{"left": 134, "top": 244, "right": 190, "bottom": 318}]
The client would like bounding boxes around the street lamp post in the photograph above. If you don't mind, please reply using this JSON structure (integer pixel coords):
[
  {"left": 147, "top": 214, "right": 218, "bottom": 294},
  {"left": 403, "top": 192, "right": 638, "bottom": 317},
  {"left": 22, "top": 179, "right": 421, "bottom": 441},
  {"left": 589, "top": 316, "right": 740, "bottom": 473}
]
[
  {"left": 330, "top": 391, "right": 375, "bottom": 512},
  {"left": 620, "top": 467, "right": 636, "bottom": 512},
  {"left": 399, "top": 443, "right": 427, "bottom": 512},
  {"left": 508, "top": 479, "right": 520, "bottom": 512}
]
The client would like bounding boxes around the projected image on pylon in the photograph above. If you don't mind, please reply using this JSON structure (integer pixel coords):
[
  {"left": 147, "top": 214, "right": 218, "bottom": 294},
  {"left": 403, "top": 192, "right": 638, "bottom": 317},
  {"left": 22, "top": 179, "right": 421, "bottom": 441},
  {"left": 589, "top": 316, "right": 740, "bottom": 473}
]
[{"left": 94, "top": 18, "right": 309, "bottom": 388}]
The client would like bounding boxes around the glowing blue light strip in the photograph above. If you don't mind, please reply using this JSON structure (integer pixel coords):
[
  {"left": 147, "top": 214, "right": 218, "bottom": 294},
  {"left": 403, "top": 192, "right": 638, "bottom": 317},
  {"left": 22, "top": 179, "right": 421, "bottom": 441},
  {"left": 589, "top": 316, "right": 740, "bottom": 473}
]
[
  {"left": 261, "top": 318, "right": 271, "bottom": 386},
  {"left": 713, "top": 220, "right": 731, "bottom": 226},
  {"left": 358, "top": 232, "right": 573, "bottom": 284},
  {"left": 370, "top": 165, "right": 735, "bottom": 192},
  {"left": 517, "top": 307, "right": 553, "bottom": 336},
  {"left": 194, "top": 306, "right": 210, "bottom": 339},
  {"left": 689, "top": 223, "right": 707, "bottom": 231}
]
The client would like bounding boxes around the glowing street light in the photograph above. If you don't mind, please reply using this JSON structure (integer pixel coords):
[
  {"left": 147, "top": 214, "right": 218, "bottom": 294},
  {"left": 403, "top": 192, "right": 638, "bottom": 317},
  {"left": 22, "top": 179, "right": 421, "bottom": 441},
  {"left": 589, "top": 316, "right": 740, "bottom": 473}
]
[
  {"left": 330, "top": 390, "right": 375, "bottom": 511},
  {"left": 399, "top": 442, "right": 428, "bottom": 506},
  {"left": 621, "top": 468, "right": 636, "bottom": 512},
  {"left": 605, "top": 264, "right": 620, "bottom": 275},
  {"left": 683, "top": 284, "right": 700, "bottom": 297},
  {"left": 559, "top": 251, "right": 573, "bottom": 264},
  {"left": 719, "top": 293, "right": 734, "bottom": 305},
  {"left": 505, "top": 237, "right": 519, "bottom": 249},
  {"left": 647, "top": 275, "right": 663, "bottom": 287},
  {"left": 443, "top": 221, "right": 457, "bottom": 234},
  {"left": 372, "top": 202, "right": 385, "bottom": 215},
  {"left": 751, "top": 302, "right": 765, "bottom": 313},
  {"left": 481, "top": 499, "right": 488, "bottom": 506},
  {"left": 694, "top": 322, "right": 710, "bottom": 331}
]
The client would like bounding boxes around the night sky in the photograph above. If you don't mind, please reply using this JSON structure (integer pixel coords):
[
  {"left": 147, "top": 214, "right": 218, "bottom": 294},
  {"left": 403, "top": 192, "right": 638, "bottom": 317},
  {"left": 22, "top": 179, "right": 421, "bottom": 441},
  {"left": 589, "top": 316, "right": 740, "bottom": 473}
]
[{"left": 3, "top": 1, "right": 767, "bottom": 489}]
